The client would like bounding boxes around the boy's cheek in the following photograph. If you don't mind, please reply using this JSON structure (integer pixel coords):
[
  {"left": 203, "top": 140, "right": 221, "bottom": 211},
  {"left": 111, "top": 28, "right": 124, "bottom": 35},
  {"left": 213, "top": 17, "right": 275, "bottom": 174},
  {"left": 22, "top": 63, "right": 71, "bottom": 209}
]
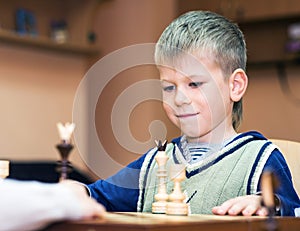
[
  {"left": 163, "top": 103, "right": 176, "bottom": 120},
  {"left": 162, "top": 101, "right": 175, "bottom": 112},
  {"left": 162, "top": 98, "right": 173, "bottom": 109}
]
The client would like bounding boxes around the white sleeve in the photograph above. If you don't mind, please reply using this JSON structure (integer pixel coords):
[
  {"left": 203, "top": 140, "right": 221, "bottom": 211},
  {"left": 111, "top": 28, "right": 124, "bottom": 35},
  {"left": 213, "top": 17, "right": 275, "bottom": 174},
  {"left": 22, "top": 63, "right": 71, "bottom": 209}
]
[{"left": 0, "top": 179, "right": 85, "bottom": 231}]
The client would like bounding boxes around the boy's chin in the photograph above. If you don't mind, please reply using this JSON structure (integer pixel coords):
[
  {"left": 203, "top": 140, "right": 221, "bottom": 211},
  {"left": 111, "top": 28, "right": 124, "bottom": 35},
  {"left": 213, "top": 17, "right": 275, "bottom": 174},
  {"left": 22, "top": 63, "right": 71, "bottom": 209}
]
[{"left": 183, "top": 133, "right": 205, "bottom": 142}]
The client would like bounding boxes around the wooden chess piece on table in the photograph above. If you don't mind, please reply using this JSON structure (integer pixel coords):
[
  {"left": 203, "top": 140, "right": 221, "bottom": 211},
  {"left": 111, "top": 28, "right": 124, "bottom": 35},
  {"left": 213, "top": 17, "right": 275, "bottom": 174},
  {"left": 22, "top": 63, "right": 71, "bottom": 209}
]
[
  {"left": 166, "top": 163, "right": 188, "bottom": 216},
  {"left": 56, "top": 122, "right": 75, "bottom": 182},
  {"left": 152, "top": 140, "right": 169, "bottom": 214},
  {"left": 56, "top": 142, "right": 73, "bottom": 181},
  {"left": 0, "top": 160, "right": 9, "bottom": 180},
  {"left": 261, "top": 170, "right": 279, "bottom": 231}
]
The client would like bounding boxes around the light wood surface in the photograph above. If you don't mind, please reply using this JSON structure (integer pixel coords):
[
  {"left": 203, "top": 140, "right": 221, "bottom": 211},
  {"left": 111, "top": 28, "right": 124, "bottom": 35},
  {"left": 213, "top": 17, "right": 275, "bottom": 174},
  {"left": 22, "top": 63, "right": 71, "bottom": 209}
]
[{"left": 43, "top": 212, "right": 300, "bottom": 231}]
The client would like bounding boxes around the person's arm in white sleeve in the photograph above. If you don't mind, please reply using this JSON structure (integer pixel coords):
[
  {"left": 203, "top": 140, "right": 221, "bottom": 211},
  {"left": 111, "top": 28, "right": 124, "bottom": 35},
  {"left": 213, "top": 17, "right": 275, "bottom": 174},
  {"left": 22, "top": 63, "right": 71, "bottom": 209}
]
[{"left": 0, "top": 179, "right": 105, "bottom": 231}]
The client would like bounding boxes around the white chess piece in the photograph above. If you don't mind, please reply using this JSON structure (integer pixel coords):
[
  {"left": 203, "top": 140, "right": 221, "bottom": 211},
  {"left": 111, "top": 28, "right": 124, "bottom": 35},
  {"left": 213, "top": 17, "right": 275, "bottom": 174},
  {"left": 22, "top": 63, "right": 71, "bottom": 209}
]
[
  {"left": 152, "top": 140, "right": 169, "bottom": 214},
  {"left": 166, "top": 163, "right": 188, "bottom": 215},
  {"left": 0, "top": 160, "right": 9, "bottom": 180}
]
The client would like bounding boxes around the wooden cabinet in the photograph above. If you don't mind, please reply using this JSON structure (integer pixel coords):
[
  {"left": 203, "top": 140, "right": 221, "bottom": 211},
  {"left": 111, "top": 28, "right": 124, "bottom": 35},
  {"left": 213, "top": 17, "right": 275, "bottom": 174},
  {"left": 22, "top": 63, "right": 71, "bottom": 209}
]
[
  {"left": 0, "top": 0, "right": 101, "bottom": 56},
  {"left": 177, "top": 0, "right": 300, "bottom": 22},
  {"left": 177, "top": 0, "right": 300, "bottom": 66}
]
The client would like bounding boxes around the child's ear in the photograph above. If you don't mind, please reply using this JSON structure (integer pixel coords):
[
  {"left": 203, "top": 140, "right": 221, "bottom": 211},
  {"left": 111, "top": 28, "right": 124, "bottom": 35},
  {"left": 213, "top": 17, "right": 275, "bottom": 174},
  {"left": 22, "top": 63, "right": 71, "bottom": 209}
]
[{"left": 229, "top": 68, "right": 248, "bottom": 102}]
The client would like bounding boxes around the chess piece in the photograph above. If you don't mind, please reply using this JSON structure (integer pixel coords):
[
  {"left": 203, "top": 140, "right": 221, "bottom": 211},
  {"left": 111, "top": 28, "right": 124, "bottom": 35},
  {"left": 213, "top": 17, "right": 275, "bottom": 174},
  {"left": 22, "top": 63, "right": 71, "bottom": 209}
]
[
  {"left": 152, "top": 140, "right": 169, "bottom": 214},
  {"left": 166, "top": 163, "right": 188, "bottom": 216},
  {"left": 0, "top": 160, "right": 9, "bottom": 180},
  {"left": 261, "top": 170, "right": 279, "bottom": 231},
  {"left": 56, "top": 142, "right": 73, "bottom": 181},
  {"left": 56, "top": 122, "right": 75, "bottom": 181}
]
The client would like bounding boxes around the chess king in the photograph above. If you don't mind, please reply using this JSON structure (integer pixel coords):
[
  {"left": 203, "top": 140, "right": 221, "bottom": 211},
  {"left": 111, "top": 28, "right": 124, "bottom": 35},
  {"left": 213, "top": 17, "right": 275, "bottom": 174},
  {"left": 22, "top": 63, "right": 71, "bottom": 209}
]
[
  {"left": 152, "top": 140, "right": 188, "bottom": 215},
  {"left": 152, "top": 140, "right": 169, "bottom": 214}
]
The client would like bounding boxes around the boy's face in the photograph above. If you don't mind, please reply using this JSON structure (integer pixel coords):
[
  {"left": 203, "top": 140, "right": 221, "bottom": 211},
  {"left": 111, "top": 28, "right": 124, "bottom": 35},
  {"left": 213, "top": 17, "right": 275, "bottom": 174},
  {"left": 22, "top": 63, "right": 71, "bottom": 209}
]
[{"left": 159, "top": 54, "right": 235, "bottom": 143}]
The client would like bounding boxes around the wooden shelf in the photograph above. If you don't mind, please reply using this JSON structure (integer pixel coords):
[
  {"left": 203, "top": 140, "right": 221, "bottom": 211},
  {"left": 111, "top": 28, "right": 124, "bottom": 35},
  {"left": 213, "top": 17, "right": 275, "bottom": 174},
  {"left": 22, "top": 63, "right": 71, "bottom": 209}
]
[
  {"left": 177, "top": 0, "right": 300, "bottom": 68},
  {"left": 177, "top": 0, "right": 300, "bottom": 24},
  {"left": 0, "top": 29, "right": 99, "bottom": 56}
]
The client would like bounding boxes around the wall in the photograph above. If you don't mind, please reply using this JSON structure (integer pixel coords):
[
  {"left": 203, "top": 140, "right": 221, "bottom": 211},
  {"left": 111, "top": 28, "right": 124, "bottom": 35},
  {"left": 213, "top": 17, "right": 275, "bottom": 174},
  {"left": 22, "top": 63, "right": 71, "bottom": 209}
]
[
  {"left": 241, "top": 66, "right": 300, "bottom": 141},
  {"left": 0, "top": 44, "right": 89, "bottom": 171}
]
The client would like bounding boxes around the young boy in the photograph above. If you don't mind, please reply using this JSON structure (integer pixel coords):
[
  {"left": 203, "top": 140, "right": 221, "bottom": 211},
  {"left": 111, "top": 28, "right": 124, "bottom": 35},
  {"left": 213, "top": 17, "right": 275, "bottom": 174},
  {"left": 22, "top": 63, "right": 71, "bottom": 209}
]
[{"left": 87, "top": 11, "right": 300, "bottom": 216}]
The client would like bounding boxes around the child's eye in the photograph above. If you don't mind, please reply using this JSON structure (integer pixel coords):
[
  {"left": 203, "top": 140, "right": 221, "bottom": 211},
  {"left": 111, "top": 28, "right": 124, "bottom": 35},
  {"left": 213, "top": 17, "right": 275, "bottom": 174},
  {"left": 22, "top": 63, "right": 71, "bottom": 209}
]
[
  {"left": 188, "top": 82, "right": 202, "bottom": 88},
  {"left": 162, "top": 85, "right": 176, "bottom": 92}
]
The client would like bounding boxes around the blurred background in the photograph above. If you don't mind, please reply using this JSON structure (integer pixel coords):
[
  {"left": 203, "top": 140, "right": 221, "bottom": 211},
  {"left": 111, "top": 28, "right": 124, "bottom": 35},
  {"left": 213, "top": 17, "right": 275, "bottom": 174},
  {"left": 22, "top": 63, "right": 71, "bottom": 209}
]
[{"left": 0, "top": 0, "right": 300, "bottom": 180}]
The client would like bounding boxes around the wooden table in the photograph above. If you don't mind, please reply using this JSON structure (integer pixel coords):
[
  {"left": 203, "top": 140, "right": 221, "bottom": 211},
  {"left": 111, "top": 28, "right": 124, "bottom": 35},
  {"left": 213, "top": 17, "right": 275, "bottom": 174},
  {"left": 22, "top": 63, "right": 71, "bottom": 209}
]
[{"left": 43, "top": 212, "right": 300, "bottom": 231}]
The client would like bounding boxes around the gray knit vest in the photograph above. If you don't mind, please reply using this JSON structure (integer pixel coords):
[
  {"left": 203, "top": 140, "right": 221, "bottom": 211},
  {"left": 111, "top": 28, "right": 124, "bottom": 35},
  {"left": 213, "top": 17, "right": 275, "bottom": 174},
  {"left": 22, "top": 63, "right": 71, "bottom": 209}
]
[{"left": 137, "top": 135, "right": 275, "bottom": 214}]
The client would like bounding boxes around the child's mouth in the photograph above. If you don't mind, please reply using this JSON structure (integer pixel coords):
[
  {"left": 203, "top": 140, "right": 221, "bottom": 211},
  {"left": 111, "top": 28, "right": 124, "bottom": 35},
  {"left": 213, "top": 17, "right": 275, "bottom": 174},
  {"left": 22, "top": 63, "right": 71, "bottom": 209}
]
[{"left": 176, "top": 112, "right": 199, "bottom": 118}]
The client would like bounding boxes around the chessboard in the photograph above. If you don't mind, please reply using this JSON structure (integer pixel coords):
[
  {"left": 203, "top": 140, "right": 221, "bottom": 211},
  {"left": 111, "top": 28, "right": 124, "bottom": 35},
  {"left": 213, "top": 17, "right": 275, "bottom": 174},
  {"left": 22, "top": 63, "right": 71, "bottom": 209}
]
[{"left": 42, "top": 212, "right": 300, "bottom": 231}]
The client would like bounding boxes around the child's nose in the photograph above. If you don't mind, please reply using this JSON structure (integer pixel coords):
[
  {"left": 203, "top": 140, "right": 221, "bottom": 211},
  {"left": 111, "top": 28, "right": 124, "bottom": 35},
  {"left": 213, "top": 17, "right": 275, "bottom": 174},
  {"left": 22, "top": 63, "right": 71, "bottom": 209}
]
[{"left": 174, "top": 88, "right": 191, "bottom": 106}]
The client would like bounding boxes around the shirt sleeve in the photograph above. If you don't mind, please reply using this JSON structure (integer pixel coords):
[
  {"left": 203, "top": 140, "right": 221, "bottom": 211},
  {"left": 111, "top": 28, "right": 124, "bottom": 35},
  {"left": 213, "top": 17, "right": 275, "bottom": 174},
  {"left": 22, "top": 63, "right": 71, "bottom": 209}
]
[
  {"left": 87, "top": 152, "right": 147, "bottom": 211},
  {"left": 0, "top": 179, "right": 86, "bottom": 231},
  {"left": 259, "top": 149, "right": 300, "bottom": 216}
]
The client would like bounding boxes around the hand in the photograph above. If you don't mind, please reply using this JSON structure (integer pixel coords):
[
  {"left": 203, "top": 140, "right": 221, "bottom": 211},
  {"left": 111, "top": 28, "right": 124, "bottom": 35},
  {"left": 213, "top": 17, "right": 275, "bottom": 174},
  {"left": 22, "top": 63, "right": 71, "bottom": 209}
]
[
  {"left": 212, "top": 195, "right": 268, "bottom": 216},
  {"left": 60, "top": 180, "right": 106, "bottom": 219}
]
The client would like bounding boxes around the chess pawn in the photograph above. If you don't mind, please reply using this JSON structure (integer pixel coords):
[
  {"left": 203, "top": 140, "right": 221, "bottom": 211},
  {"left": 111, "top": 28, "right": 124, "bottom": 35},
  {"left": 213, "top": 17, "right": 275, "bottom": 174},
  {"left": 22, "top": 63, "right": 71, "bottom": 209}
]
[
  {"left": 0, "top": 160, "right": 9, "bottom": 180},
  {"left": 152, "top": 148, "right": 169, "bottom": 214},
  {"left": 166, "top": 164, "right": 188, "bottom": 216}
]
